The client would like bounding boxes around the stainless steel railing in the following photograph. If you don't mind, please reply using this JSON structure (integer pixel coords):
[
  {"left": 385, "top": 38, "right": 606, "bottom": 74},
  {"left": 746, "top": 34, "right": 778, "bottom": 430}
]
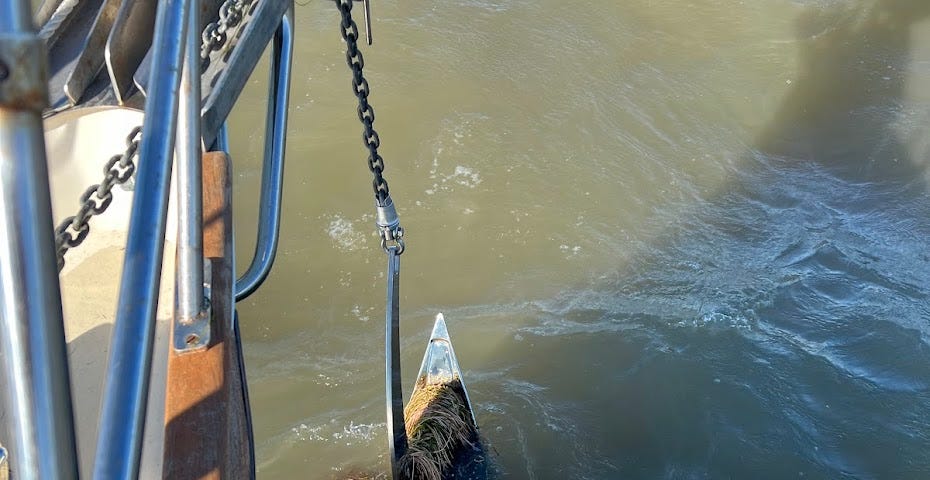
[
  {"left": 176, "top": 0, "right": 205, "bottom": 323},
  {"left": 0, "top": 2, "right": 80, "bottom": 479},
  {"left": 92, "top": 0, "right": 192, "bottom": 476},
  {"left": 94, "top": 0, "right": 295, "bottom": 476},
  {"left": 0, "top": 0, "right": 294, "bottom": 476},
  {"left": 235, "top": 6, "right": 293, "bottom": 302}
]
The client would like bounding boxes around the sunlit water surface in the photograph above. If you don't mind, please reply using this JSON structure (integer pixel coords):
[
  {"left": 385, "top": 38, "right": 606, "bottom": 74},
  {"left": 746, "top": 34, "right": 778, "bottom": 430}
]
[{"left": 227, "top": 0, "right": 930, "bottom": 478}]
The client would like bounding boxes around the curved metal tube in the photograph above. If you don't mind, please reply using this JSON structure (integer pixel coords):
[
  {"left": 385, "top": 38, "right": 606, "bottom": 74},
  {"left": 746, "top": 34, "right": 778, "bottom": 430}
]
[{"left": 234, "top": 8, "right": 293, "bottom": 302}]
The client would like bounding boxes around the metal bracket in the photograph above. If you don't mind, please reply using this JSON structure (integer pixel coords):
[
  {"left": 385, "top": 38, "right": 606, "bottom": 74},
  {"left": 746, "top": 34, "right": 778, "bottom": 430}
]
[
  {"left": 375, "top": 196, "right": 399, "bottom": 232},
  {"left": 173, "top": 260, "right": 212, "bottom": 353},
  {"left": 0, "top": 33, "right": 48, "bottom": 110},
  {"left": 384, "top": 248, "right": 407, "bottom": 476},
  {"left": 376, "top": 196, "right": 405, "bottom": 253},
  {"left": 198, "top": 0, "right": 292, "bottom": 147}
]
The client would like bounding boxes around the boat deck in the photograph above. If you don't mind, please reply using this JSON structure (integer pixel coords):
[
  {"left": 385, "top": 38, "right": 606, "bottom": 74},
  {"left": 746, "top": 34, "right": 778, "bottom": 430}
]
[{"left": 48, "top": 106, "right": 174, "bottom": 478}]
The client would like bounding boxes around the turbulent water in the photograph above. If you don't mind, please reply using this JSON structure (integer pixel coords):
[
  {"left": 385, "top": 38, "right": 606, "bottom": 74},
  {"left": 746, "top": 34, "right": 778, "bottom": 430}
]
[{"left": 227, "top": 0, "right": 930, "bottom": 478}]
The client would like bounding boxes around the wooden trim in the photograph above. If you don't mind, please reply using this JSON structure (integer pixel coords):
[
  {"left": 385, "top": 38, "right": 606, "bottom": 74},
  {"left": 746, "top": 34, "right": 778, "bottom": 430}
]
[{"left": 163, "top": 152, "right": 252, "bottom": 479}]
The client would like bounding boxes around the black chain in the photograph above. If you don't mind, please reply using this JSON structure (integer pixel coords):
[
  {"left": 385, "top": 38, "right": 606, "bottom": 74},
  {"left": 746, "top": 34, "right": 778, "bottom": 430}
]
[
  {"left": 336, "top": 0, "right": 390, "bottom": 204},
  {"left": 200, "top": 0, "right": 253, "bottom": 70},
  {"left": 54, "top": 0, "right": 244, "bottom": 271},
  {"left": 54, "top": 126, "right": 142, "bottom": 271}
]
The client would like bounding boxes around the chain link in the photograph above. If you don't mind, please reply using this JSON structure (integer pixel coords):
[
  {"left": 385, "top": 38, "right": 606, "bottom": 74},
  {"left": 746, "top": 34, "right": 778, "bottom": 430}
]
[
  {"left": 336, "top": 0, "right": 390, "bottom": 204},
  {"left": 54, "top": 0, "right": 246, "bottom": 271},
  {"left": 54, "top": 127, "right": 142, "bottom": 271},
  {"left": 200, "top": 0, "right": 254, "bottom": 70}
]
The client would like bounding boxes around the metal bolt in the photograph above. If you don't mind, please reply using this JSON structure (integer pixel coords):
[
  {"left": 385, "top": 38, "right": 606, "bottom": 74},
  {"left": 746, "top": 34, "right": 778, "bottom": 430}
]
[
  {"left": 0, "top": 61, "right": 8, "bottom": 82},
  {"left": 185, "top": 333, "right": 200, "bottom": 345}
]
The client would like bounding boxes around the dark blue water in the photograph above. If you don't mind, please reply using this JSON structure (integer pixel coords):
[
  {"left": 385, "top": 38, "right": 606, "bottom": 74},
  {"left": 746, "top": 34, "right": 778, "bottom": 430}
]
[
  {"left": 470, "top": 158, "right": 930, "bottom": 478},
  {"left": 452, "top": 2, "right": 930, "bottom": 478}
]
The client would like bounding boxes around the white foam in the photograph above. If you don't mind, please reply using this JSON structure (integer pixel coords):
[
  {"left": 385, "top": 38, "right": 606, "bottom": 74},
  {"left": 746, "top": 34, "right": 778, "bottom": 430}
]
[
  {"left": 350, "top": 304, "right": 370, "bottom": 323},
  {"left": 331, "top": 421, "right": 384, "bottom": 445},
  {"left": 448, "top": 165, "right": 482, "bottom": 187},
  {"left": 326, "top": 215, "right": 365, "bottom": 252},
  {"left": 674, "top": 310, "right": 753, "bottom": 330}
]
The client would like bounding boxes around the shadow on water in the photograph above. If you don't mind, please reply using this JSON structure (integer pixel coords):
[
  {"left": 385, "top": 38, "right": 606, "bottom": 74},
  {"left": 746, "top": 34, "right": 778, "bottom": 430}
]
[
  {"left": 756, "top": 0, "right": 930, "bottom": 184},
  {"left": 472, "top": 1, "right": 930, "bottom": 478}
]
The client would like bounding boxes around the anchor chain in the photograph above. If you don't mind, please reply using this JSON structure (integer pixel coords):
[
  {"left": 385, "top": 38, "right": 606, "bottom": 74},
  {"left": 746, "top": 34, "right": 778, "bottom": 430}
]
[
  {"left": 200, "top": 0, "right": 255, "bottom": 69},
  {"left": 54, "top": 0, "right": 246, "bottom": 271},
  {"left": 335, "top": 0, "right": 404, "bottom": 253},
  {"left": 54, "top": 127, "right": 142, "bottom": 271},
  {"left": 335, "top": 2, "right": 409, "bottom": 477}
]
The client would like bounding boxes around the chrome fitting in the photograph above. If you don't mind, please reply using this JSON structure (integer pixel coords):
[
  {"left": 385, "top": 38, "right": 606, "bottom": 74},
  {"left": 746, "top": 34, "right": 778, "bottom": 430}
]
[
  {"left": 0, "top": 33, "right": 48, "bottom": 110},
  {"left": 376, "top": 196, "right": 399, "bottom": 232},
  {"left": 173, "top": 260, "right": 212, "bottom": 353},
  {"left": 376, "top": 196, "right": 405, "bottom": 254}
]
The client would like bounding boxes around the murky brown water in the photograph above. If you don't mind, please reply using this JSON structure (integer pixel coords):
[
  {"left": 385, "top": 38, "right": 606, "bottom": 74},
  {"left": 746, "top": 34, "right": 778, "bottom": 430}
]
[{"left": 227, "top": 1, "right": 930, "bottom": 478}]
